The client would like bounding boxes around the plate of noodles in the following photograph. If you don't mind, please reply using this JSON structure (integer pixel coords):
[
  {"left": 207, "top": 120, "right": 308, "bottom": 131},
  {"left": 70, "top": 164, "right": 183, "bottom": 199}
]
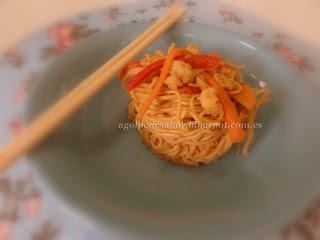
[{"left": 26, "top": 22, "right": 320, "bottom": 240}]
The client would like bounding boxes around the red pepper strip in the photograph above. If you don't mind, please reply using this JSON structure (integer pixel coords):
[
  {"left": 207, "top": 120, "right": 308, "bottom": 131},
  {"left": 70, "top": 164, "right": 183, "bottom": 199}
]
[
  {"left": 126, "top": 50, "right": 188, "bottom": 91},
  {"left": 119, "top": 61, "right": 142, "bottom": 89},
  {"left": 180, "top": 85, "right": 201, "bottom": 94},
  {"left": 120, "top": 61, "right": 142, "bottom": 81},
  {"left": 126, "top": 59, "right": 165, "bottom": 91},
  {"left": 184, "top": 54, "right": 221, "bottom": 70}
]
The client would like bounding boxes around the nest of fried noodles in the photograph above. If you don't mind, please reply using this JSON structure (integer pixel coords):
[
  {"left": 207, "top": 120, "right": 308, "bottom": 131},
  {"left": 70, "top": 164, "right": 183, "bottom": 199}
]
[{"left": 121, "top": 44, "right": 270, "bottom": 166}]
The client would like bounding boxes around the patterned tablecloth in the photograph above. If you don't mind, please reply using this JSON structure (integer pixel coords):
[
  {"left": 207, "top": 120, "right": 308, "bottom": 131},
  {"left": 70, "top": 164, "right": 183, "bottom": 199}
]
[{"left": 0, "top": 0, "right": 319, "bottom": 239}]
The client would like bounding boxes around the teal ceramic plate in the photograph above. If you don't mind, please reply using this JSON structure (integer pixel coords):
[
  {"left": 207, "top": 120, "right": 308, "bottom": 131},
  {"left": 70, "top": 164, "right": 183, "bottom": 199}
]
[{"left": 26, "top": 23, "right": 320, "bottom": 240}]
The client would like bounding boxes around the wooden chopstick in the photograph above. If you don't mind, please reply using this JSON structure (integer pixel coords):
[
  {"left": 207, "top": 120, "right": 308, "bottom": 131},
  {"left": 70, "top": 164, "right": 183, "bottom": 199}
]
[{"left": 0, "top": 5, "right": 186, "bottom": 170}]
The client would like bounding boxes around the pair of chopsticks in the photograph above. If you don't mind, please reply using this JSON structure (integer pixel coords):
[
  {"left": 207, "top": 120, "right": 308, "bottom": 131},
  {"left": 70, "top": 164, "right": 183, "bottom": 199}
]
[{"left": 0, "top": 5, "right": 186, "bottom": 171}]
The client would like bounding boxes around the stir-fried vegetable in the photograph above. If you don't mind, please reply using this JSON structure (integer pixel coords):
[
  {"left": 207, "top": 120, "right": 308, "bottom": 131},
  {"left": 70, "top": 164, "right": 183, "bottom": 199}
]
[
  {"left": 126, "top": 59, "right": 165, "bottom": 91},
  {"left": 136, "top": 48, "right": 185, "bottom": 118},
  {"left": 124, "top": 52, "right": 220, "bottom": 91},
  {"left": 202, "top": 72, "right": 245, "bottom": 143},
  {"left": 119, "top": 61, "right": 142, "bottom": 81},
  {"left": 184, "top": 54, "right": 221, "bottom": 70},
  {"left": 231, "top": 83, "right": 257, "bottom": 110},
  {"left": 119, "top": 61, "right": 142, "bottom": 88}
]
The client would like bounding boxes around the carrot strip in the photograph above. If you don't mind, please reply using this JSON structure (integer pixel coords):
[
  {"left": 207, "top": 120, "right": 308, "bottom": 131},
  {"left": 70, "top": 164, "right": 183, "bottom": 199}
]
[
  {"left": 137, "top": 48, "right": 185, "bottom": 119},
  {"left": 202, "top": 72, "right": 245, "bottom": 143},
  {"left": 231, "top": 84, "right": 256, "bottom": 110}
]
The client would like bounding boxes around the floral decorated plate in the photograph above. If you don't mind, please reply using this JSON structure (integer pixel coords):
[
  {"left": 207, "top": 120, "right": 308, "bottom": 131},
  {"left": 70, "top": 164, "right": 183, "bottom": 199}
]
[{"left": 1, "top": 1, "right": 320, "bottom": 240}]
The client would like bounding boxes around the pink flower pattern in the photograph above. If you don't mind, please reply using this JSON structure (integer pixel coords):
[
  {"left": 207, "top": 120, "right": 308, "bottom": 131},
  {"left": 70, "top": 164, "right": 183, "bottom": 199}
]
[
  {"left": 104, "top": 7, "right": 122, "bottom": 21},
  {"left": 250, "top": 31, "right": 313, "bottom": 72},
  {"left": 24, "top": 196, "right": 41, "bottom": 218},
  {"left": 0, "top": 176, "right": 54, "bottom": 240},
  {"left": 282, "top": 200, "right": 320, "bottom": 240},
  {"left": 3, "top": 47, "right": 24, "bottom": 68},
  {"left": 48, "top": 23, "right": 77, "bottom": 53},
  {"left": 152, "top": 0, "right": 179, "bottom": 10},
  {"left": 13, "top": 74, "right": 37, "bottom": 103},
  {"left": 273, "top": 42, "right": 314, "bottom": 71},
  {"left": 0, "top": 220, "right": 14, "bottom": 240},
  {"left": 9, "top": 118, "right": 22, "bottom": 136},
  {"left": 41, "top": 23, "right": 99, "bottom": 59},
  {"left": 252, "top": 32, "right": 264, "bottom": 38},
  {"left": 31, "top": 222, "right": 60, "bottom": 240},
  {"left": 218, "top": 4, "right": 243, "bottom": 24}
]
